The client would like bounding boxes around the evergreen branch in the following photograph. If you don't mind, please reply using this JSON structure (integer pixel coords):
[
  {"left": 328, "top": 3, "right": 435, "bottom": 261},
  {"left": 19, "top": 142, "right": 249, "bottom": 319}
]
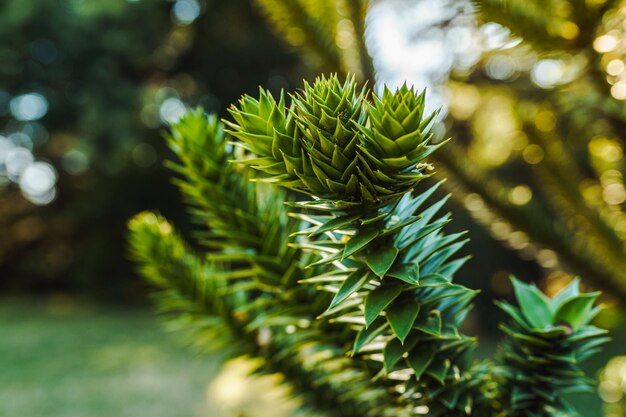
[
  {"left": 471, "top": 0, "right": 569, "bottom": 50},
  {"left": 158, "top": 110, "right": 416, "bottom": 416},
  {"left": 129, "top": 74, "right": 610, "bottom": 417},
  {"left": 254, "top": 0, "right": 344, "bottom": 73},
  {"left": 345, "top": 0, "right": 375, "bottom": 83},
  {"left": 128, "top": 212, "right": 242, "bottom": 356},
  {"left": 524, "top": 120, "right": 624, "bottom": 255},
  {"left": 524, "top": 128, "right": 626, "bottom": 282},
  {"left": 227, "top": 74, "right": 487, "bottom": 416},
  {"left": 128, "top": 212, "right": 397, "bottom": 417},
  {"left": 493, "top": 277, "right": 609, "bottom": 417},
  {"left": 442, "top": 69, "right": 626, "bottom": 300},
  {"left": 474, "top": 0, "right": 612, "bottom": 51}
]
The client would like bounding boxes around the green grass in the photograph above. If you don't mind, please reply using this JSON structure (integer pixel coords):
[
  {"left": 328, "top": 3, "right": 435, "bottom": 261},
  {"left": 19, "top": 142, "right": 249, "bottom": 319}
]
[
  {"left": 1, "top": 296, "right": 622, "bottom": 417},
  {"left": 0, "top": 297, "right": 220, "bottom": 417}
]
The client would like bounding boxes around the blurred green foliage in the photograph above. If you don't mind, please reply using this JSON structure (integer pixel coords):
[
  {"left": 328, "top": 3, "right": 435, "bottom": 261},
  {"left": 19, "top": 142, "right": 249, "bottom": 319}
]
[{"left": 0, "top": 0, "right": 298, "bottom": 300}]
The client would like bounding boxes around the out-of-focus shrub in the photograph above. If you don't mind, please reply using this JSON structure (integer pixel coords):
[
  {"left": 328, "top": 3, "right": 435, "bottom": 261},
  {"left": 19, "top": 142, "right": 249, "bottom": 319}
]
[{"left": 0, "top": 0, "right": 298, "bottom": 300}]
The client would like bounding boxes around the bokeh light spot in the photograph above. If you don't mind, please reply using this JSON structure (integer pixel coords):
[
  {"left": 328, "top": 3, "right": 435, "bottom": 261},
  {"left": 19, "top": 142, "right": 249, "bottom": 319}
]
[
  {"left": 522, "top": 144, "right": 544, "bottom": 164},
  {"left": 159, "top": 97, "right": 186, "bottom": 124},
  {"left": 530, "top": 60, "right": 564, "bottom": 89},
  {"left": 610, "top": 81, "right": 626, "bottom": 100},
  {"left": 172, "top": 0, "right": 201, "bottom": 25},
  {"left": 535, "top": 111, "right": 556, "bottom": 132},
  {"left": 594, "top": 34, "right": 618, "bottom": 53},
  {"left": 5, "top": 147, "right": 34, "bottom": 180},
  {"left": 509, "top": 185, "right": 532, "bottom": 205},
  {"left": 10, "top": 93, "right": 49, "bottom": 121},
  {"left": 606, "top": 59, "right": 625, "bottom": 76},
  {"left": 62, "top": 149, "right": 90, "bottom": 175},
  {"left": 20, "top": 161, "right": 57, "bottom": 198},
  {"left": 485, "top": 55, "right": 517, "bottom": 80}
]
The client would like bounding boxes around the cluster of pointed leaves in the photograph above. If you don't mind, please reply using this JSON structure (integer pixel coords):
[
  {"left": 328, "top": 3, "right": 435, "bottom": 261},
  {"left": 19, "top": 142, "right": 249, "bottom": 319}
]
[
  {"left": 226, "top": 74, "right": 439, "bottom": 207},
  {"left": 226, "top": 75, "right": 608, "bottom": 416},
  {"left": 132, "top": 110, "right": 412, "bottom": 417},
  {"left": 225, "top": 74, "right": 483, "bottom": 415},
  {"left": 494, "top": 277, "right": 610, "bottom": 417},
  {"left": 130, "top": 85, "right": 609, "bottom": 417},
  {"left": 294, "top": 182, "right": 486, "bottom": 416}
]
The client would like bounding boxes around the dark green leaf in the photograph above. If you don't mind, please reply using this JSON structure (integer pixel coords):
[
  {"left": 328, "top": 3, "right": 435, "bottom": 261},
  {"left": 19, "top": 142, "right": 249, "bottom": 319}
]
[
  {"left": 495, "top": 301, "right": 530, "bottom": 330},
  {"left": 383, "top": 338, "right": 405, "bottom": 372},
  {"left": 364, "top": 284, "right": 402, "bottom": 327},
  {"left": 414, "top": 310, "right": 442, "bottom": 336},
  {"left": 386, "top": 300, "right": 420, "bottom": 343},
  {"left": 343, "top": 226, "right": 380, "bottom": 258},
  {"left": 511, "top": 277, "right": 552, "bottom": 329},
  {"left": 310, "top": 213, "right": 360, "bottom": 236},
  {"left": 365, "top": 246, "right": 399, "bottom": 277},
  {"left": 327, "top": 269, "right": 370, "bottom": 310},
  {"left": 426, "top": 358, "right": 450, "bottom": 385},
  {"left": 554, "top": 292, "right": 600, "bottom": 331},
  {"left": 387, "top": 263, "right": 419, "bottom": 285},
  {"left": 353, "top": 318, "right": 388, "bottom": 355},
  {"left": 418, "top": 273, "right": 449, "bottom": 287},
  {"left": 407, "top": 344, "right": 436, "bottom": 379}
]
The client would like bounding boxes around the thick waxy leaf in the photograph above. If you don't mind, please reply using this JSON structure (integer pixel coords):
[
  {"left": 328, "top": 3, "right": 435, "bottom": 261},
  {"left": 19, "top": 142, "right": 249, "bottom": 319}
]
[
  {"left": 353, "top": 318, "right": 389, "bottom": 355},
  {"left": 511, "top": 277, "right": 553, "bottom": 329},
  {"left": 414, "top": 310, "right": 442, "bottom": 336},
  {"left": 365, "top": 246, "right": 399, "bottom": 277},
  {"left": 426, "top": 358, "right": 450, "bottom": 385},
  {"left": 382, "top": 338, "right": 409, "bottom": 373},
  {"left": 554, "top": 292, "right": 600, "bottom": 331},
  {"left": 386, "top": 263, "right": 419, "bottom": 285},
  {"left": 407, "top": 344, "right": 436, "bottom": 379},
  {"left": 386, "top": 300, "right": 420, "bottom": 343},
  {"left": 418, "top": 273, "right": 450, "bottom": 287},
  {"left": 343, "top": 226, "right": 380, "bottom": 258},
  {"left": 495, "top": 301, "right": 531, "bottom": 330},
  {"left": 551, "top": 277, "right": 581, "bottom": 311},
  {"left": 569, "top": 326, "right": 608, "bottom": 342},
  {"left": 310, "top": 213, "right": 360, "bottom": 236},
  {"left": 327, "top": 269, "right": 370, "bottom": 310},
  {"left": 364, "top": 284, "right": 403, "bottom": 327}
]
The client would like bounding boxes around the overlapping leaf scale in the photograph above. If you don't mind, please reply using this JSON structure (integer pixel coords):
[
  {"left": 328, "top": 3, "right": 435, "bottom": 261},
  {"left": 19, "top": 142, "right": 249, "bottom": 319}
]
[
  {"left": 225, "top": 89, "right": 306, "bottom": 191},
  {"left": 290, "top": 74, "right": 368, "bottom": 201},
  {"left": 227, "top": 74, "right": 439, "bottom": 206},
  {"left": 294, "top": 183, "right": 484, "bottom": 416},
  {"left": 493, "top": 279, "right": 610, "bottom": 417},
  {"left": 357, "top": 84, "right": 442, "bottom": 201}
]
